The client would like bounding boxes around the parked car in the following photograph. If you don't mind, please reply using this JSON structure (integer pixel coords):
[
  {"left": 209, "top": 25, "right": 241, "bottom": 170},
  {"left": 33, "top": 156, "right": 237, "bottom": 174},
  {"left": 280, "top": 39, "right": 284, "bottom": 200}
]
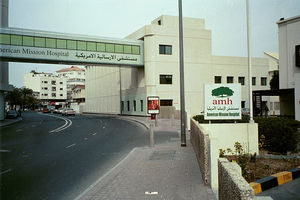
[
  {"left": 57, "top": 108, "right": 63, "bottom": 114},
  {"left": 6, "top": 110, "right": 19, "bottom": 119},
  {"left": 42, "top": 108, "right": 51, "bottom": 113},
  {"left": 62, "top": 108, "right": 75, "bottom": 116}
]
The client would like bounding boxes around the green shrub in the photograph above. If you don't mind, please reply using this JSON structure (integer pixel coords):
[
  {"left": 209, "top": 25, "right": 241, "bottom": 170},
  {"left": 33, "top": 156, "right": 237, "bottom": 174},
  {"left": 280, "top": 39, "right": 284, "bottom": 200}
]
[
  {"left": 193, "top": 114, "right": 300, "bottom": 154},
  {"left": 254, "top": 117, "right": 300, "bottom": 154}
]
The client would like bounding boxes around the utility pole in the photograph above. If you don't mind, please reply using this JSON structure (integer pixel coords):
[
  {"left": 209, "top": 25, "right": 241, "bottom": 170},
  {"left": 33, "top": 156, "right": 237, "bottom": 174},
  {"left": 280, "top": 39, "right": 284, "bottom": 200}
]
[
  {"left": 178, "top": 0, "right": 186, "bottom": 146},
  {"left": 246, "top": 0, "right": 254, "bottom": 123}
]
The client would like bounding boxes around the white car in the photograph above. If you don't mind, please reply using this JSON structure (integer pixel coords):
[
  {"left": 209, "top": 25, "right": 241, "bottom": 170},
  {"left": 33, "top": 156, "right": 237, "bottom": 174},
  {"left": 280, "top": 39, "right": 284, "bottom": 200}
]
[{"left": 62, "top": 108, "right": 76, "bottom": 116}]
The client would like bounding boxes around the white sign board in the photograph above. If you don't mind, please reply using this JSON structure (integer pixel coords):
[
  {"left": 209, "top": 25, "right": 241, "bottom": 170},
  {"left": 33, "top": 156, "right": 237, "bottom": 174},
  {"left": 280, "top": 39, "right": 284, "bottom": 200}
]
[{"left": 204, "top": 84, "right": 241, "bottom": 120}]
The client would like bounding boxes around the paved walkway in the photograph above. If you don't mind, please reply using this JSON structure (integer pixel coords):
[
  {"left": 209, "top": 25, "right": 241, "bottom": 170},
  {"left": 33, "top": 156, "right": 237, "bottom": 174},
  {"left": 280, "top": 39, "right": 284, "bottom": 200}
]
[
  {"left": 0, "top": 116, "right": 22, "bottom": 127},
  {"left": 77, "top": 116, "right": 215, "bottom": 200}
]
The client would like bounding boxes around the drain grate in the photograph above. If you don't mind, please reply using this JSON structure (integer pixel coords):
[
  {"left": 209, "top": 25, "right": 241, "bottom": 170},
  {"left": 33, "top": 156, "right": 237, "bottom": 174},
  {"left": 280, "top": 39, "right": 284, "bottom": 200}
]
[{"left": 149, "top": 150, "right": 176, "bottom": 160}]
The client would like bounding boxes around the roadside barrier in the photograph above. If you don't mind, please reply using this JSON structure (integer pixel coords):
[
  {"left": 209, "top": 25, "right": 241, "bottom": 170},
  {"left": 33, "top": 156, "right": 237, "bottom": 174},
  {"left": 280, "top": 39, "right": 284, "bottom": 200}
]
[{"left": 250, "top": 166, "right": 300, "bottom": 194}]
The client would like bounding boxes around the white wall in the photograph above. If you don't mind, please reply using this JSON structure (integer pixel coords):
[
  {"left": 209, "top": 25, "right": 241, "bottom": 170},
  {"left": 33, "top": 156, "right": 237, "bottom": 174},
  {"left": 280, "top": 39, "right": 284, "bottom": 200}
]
[{"left": 200, "top": 122, "right": 259, "bottom": 194}]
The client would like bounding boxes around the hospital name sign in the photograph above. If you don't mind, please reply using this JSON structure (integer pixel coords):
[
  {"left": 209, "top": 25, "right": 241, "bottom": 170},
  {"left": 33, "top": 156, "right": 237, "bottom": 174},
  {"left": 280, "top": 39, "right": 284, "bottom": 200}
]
[
  {"left": 204, "top": 84, "right": 241, "bottom": 120},
  {"left": 0, "top": 45, "right": 143, "bottom": 66}
]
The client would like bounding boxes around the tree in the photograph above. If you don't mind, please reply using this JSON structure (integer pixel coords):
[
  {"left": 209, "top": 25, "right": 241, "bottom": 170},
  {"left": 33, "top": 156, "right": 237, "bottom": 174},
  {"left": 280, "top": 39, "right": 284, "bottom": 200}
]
[
  {"left": 212, "top": 87, "right": 234, "bottom": 97},
  {"left": 270, "top": 70, "right": 279, "bottom": 90},
  {"left": 6, "top": 87, "right": 22, "bottom": 109},
  {"left": 5, "top": 87, "right": 39, "bottom": 110}
]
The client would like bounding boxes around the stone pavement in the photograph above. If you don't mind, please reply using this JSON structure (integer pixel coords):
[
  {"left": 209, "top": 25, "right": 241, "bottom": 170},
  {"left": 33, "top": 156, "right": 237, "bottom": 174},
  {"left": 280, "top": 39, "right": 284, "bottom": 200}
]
[{"left": 77, "top": 116, "right": 215, "bottom": 200}]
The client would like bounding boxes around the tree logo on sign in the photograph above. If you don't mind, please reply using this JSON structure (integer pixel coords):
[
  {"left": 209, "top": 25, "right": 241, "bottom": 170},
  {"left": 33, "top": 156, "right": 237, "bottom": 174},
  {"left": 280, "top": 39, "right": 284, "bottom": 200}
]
[{"left": 212, "top": 87, "right": 234, "bottom": 97}]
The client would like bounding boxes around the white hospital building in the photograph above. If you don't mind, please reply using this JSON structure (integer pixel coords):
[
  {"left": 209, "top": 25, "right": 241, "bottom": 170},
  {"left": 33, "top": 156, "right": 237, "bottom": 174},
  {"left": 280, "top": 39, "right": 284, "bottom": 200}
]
[{"left": 84, "top": 15, "right": 272, "bottom": 119}]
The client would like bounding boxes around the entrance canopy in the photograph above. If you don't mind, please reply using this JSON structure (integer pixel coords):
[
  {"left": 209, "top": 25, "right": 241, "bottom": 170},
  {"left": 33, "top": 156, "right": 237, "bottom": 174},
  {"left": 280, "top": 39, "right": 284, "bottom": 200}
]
[{"left": 0, "top": 27, "right": 144, "bottom": 66}]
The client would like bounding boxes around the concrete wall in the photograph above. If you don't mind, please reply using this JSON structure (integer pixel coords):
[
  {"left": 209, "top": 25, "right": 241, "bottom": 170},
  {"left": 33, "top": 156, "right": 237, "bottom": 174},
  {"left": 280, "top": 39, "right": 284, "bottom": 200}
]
[
  {"left": 218, "top": 158, "right": 255, "bottom": 200},
  {"left": 190, "top": 118, "right": 259, "bottom": 195}
]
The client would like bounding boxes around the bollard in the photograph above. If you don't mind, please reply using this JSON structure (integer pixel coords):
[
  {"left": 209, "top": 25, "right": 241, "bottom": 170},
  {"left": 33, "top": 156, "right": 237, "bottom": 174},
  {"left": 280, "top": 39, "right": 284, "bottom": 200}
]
[
  {"left": 149, "top": 124, "right": 154, "bottom": 147},
  {"left": 155, "top": 115, "right": 158, "bottom": 127}
]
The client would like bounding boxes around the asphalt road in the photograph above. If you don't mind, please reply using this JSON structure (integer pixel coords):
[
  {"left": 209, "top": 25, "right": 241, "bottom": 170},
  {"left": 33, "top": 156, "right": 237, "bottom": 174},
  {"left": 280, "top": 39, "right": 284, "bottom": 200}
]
[
  {"left": 0, "top": 111, "right": 178, "bottom": 200},
  {"left": 257, "top": 178, "right": 300, "bottom": 200}
]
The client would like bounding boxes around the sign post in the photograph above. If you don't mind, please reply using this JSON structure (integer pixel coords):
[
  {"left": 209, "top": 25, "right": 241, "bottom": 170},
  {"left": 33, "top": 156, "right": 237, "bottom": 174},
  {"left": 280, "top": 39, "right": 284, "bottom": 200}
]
[{"left": 204, "top": 84, "right": 241, "bottom": 120}]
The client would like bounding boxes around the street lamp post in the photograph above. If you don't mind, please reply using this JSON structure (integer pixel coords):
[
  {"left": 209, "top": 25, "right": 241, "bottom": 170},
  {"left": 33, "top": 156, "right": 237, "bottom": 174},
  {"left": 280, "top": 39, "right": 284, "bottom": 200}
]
[
  {"left": 178, "top": 0, "right": 186, "bottom": 147},
  {"left": 246, "top": 0, "right": 254, "bottom": 123}
]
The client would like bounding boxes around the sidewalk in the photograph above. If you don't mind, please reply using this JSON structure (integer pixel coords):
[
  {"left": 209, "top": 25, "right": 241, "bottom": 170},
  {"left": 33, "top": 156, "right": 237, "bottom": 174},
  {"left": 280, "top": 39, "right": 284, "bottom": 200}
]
[
  {"left": 0, "top": 117, "right": 22, "bottom": 127},
  {"left": 77, "top": 116, "right": 215, "bottom": 200}
]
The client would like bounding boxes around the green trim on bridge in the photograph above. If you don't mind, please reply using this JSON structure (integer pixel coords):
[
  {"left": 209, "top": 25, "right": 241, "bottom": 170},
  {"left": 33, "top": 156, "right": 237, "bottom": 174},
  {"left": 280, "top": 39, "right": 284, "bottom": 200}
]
[{"left": 0, "top": 27, "right": 144, "bottom": 66}]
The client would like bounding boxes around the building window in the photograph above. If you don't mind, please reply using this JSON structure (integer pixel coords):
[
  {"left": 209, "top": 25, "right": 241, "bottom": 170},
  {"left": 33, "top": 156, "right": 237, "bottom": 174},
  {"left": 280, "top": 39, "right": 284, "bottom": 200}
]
[
  {"left": 60, "top": 82, "right": 63, "bottom": 84},
  {"left": 160, "top": 99, "right": 173, "bottom": 106},
  {"left": 133, "top": 100, "right": 136, "bottom": 111},
  {"left": 51, "top": 80, "right": 56, "bottom": 85},
  {"left": 43, "top": 94, "right": 48, "bottom": 96},
  {"left": 52, "top": 93, "right": 56, "bottom": 97},
  {"left": 241, "top": 101, "right": 245, "bottom": 108},
  {"left": 158, "top": 20, "right": 161, "bottom": 25},
  {"left": 274, "top": 102, "right": 280, "bottom": 110},
  {"left": 238, "top": 77, "right": 245, "bottom": 85},
  {"left": 127, "top": 101, "right": 130, "bottom": 111},
  {"left": 214, "top": 76, "right": 222, "bottom": 84},
  {"left": 52, "top": 87, "right": 56, "bottom": 91},
  {"left": 60, "top": 94, "right": 63, "bottom": 96},
  {"left": 252, "top": 77, "right": 256, "bottom": 86},
  {"left": 159, "top": 45, "right": 172, "bottom": 55},
  {"left": 140, "top": 100, "right": 143, "bottom": 112},
  {"left": 160, "top": 75, "right": 172, "bottom": 84},
  {"left": 60, "top": 88, "right": 63, "bottom": 90},
  {"left": 261, "top": 77, "right": 267, "bottom": 86},
  {"left": 121, "top": 101, "right": 124, "bottom": 111},
  {"left": 43, "top": 81, "right": 48, "bottom": 84},
  {"left": 227, "top": 76, "right": 234, "bottom": 83}
]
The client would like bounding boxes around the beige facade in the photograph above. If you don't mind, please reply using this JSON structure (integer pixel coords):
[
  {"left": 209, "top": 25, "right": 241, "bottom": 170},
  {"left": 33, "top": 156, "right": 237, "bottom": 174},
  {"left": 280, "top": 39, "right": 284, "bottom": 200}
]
[
  {"left": 24, "top": 71, "right": 67, "bottom": 101},
  {"left": 84, "top": 15, "right": 270, "bottom": 118},
  {"left": 277, "top": 16, "right": 300, "bottom": 120},
  {"left": 263, "top": 52, "right": 280, "bottom": 115}
]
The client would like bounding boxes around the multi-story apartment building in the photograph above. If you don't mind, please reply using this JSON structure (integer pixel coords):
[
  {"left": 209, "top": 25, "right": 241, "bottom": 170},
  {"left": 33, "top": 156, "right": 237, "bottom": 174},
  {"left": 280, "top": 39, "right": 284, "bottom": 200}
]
[
  {"left": 24, "top": 70, "right": 67, "bottom": 103},
  {"left": 84, "top": 15, "right": 270, "bottom": 119},
  {"left": 56, "top": 66, "right": 85, "bottom": 101}
]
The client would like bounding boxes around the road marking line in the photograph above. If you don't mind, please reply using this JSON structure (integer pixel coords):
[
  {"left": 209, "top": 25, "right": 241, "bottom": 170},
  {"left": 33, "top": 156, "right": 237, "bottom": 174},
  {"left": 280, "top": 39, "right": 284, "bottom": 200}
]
[
  {"left": 43, "top": 114, "right": 73, "bottom": 133},
  {"left": 84, "top": 138, "right": 88, "bottom": 140},
  {"left": 92, "top": 133, "right": 97, "bottom": 136},
  {"left": 74, "top": 148, "right": 137, "bottom": 200},
  {"left": 0, "top": 150, "right": 11, "bottom": 152},
  {"left": 0, "top": 168, "right": 12, "bottom": 175},
  {"left": 66, "top": 143, "right": 76, "bottom": 149},
  {"left": 16, "top": 129, "right": 22, "bottom": 132}
]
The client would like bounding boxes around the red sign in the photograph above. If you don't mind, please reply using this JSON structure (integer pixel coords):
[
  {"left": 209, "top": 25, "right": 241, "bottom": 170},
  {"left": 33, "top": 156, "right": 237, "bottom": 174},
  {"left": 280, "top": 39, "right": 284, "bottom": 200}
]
[{"left": 147, "top": 96, "right": 160, "bottom": 114}]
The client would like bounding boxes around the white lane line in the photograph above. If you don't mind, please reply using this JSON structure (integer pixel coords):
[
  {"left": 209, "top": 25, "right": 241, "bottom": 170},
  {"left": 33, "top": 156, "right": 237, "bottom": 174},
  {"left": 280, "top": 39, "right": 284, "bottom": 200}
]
[
  {"left": 43, "top": 114, "right": 73, "bottom": 133},
  {"left": 74, "top": 148, "right": 137, "bottom": 200},
  {"left": 0, "top": 168, "right": 12, "bottom": 175},
  {"left": 16, "top": 129, "right": 22, "bottom": 132},
  {"left": 0, "top": 149, "right": 10, "bottom": 153},
  {"left": 92, "top": 133, "right": 97, "bottom": 136},
  {"left": 65, "top": 143, "right": 76, "bottom": 149},
  {"left": 53, "top": 118, "right": 72, "bottom": 133},
  {"left": 84, "top": 138, "right": 88, "bottom": 140}
]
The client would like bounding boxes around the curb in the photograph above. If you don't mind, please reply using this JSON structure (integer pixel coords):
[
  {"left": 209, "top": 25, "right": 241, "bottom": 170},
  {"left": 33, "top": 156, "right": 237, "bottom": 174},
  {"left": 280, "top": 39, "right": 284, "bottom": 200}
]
[
  {"left": 0, "top": 117, "right": 23, "bottom": 127},
  {"left": 117, "top": 116, "right": 150, "bottom": 130},
  {"left": 250, "top": 166, "right": 300, "bottom": 194}
]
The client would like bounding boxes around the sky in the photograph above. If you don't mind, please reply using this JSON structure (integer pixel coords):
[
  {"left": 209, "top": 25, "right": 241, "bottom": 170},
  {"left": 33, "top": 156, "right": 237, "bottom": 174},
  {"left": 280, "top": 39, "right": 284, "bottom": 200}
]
[{"left": 6, "top": 0, "right": 300, "bottom": 88}]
